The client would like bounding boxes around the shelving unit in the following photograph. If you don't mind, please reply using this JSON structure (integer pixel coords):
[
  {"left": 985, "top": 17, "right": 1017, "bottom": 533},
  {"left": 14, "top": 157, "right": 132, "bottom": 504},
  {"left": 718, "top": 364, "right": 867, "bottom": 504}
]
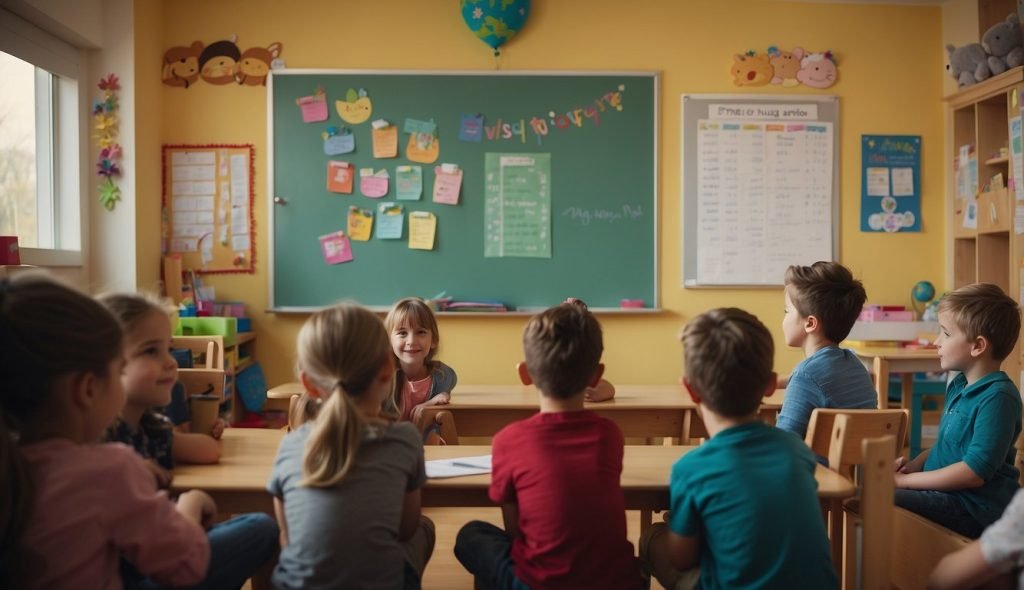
[{"left": 173, "top": 332, "right": 257, "bottom": 424}]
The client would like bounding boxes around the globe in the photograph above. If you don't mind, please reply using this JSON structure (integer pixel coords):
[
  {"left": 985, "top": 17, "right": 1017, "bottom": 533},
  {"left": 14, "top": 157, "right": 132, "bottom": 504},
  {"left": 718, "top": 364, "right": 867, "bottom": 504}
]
[{"left": 912, "top": 281, "right": 935, "bottom": 304}]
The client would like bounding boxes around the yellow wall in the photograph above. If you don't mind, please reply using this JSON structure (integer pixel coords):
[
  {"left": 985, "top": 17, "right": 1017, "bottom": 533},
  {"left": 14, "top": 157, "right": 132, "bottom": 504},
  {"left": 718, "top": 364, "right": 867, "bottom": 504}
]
[{"left": 144, "top": 0, "right": 945, "bottom": 389}]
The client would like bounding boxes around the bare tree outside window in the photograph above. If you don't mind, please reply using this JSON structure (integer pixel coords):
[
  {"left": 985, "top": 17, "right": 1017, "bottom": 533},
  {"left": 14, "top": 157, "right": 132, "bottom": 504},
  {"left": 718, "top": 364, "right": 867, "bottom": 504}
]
[{"left": 0, "top": 51, "right": 39, "bottom": 247}]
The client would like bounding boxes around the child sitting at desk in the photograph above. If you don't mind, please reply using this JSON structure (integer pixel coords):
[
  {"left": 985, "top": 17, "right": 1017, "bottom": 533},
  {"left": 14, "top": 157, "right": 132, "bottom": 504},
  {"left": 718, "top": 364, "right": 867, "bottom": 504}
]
[
  {"left": 384, "top": 297, "right": 458, "bottom": 439},
  {"left": 776, "top": 261, "right": 877, "bottom": 438},
  {"left": 640, "top": 307, "right": 838, "bottom": 589},
  {"left": 564, "top": 297, "right": 616, "bottom": 402},
  {"left": 268, "top": 303, "right": 435, "bottom": 589},
  {"left": 455, "top": 301, "right": 644, "bottom": 589},
  {"left": 894, "top": 283, "right": 1022, "bottom": 538},
  {"left": 97, "top": 292, "right": 279, "bottom": 589},
  {"left": 0, "top": 273, "right": 211, "bottom": 590}
]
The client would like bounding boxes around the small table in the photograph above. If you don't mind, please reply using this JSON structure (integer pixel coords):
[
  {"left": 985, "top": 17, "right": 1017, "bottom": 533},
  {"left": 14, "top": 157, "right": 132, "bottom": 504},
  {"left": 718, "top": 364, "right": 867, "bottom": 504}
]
[{"left": 852, "top": 347, "right": 943, "bottom": 456}]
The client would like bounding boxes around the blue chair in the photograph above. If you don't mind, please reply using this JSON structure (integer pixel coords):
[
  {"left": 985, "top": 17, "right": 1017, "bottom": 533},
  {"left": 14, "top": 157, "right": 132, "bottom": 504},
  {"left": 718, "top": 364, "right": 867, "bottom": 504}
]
[{"left": 889, "top": 373, "right": 947, "bottom": 457}]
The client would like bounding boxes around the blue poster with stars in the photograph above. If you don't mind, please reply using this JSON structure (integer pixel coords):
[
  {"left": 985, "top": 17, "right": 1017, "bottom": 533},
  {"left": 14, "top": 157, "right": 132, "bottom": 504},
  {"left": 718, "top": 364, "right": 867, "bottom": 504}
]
[{"left": 861, "top": 135, "right": 921, "bottom": 232}]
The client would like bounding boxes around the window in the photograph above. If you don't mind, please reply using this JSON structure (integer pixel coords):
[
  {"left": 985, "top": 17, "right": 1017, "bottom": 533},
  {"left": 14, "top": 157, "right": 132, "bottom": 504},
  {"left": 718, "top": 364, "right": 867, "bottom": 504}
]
[{"left": 0, "top": 9, "right": 83, "bottom": 264}]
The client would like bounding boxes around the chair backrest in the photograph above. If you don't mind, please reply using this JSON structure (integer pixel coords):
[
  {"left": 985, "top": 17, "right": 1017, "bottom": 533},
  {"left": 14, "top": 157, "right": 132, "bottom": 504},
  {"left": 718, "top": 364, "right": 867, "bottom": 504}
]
[
  {"left": 805, "top": 409, "right": 908, "bottom": 479},
  {"left": 858, "top": 435, "right": 895, "bottom": 590},
  {"left": 171, "top": 335, "right": 225, "bottom": 370},
  {"left": 889, "top": 508, "right": 970, "bottom": 590},
  {"left": 428, "top": 410, "right": 460, "bottom": 446}
]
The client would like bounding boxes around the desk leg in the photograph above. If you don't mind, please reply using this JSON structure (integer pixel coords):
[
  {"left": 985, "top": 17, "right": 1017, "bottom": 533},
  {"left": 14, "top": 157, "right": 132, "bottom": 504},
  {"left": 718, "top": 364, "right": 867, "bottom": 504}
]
[
  {"left": 828, "top": 499, "right": 843, "bottom": 578},
  {"left": 640, "top": 509, "right": 653, "bottom": 536},
  {"left": 873, "top": 358, "right": 890, "bottom": 410}
]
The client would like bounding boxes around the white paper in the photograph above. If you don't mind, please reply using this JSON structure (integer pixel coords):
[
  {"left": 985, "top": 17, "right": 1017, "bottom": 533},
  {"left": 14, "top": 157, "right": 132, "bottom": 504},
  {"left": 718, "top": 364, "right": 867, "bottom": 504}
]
[
  {"left": 425, "top": 455, "right": 492, "bottom": 479},
  {"left": 694, "top": 120, "right": 832, "bottom": 285},
  {"left": 866, "top": 167, "right": 890, "bottom": 197},
  {"left": 173, "top": 165, "right": 216, "bottom": 181},
  {"left": 230, "top": 235, "right": 251, "bottom": 251},
  {"left": 195, "top": 196, "right": 215, "bottom": 211},
  {"left": 173, "top": 224, "right": 215, "bottom": 238},
  {"left": 1015, "top": 204, "right": 1024, "bottom": 235},
  {"left": 230, "top": 155, "right": 248, "bottom": 204},
  {"left": 231, "top": 207, "right": 249, "bottom": 232},
  {"left": 169, "top": 238, "right": 197, "bottom": 252},
  {"left": 196, "top": 211, "right": 214, "bottom": 224},
  {"left": 173, "top": 196, "right": 198, "bottom": 211},
  {"left": 963, "top": 200, "right": 978, "bottom": 229},
  {"left": 891, "top": 167, "right": 914, "bottom": 197},
  {"left": 1012, "top": 117, "right": 1024, "bottom": 201}
]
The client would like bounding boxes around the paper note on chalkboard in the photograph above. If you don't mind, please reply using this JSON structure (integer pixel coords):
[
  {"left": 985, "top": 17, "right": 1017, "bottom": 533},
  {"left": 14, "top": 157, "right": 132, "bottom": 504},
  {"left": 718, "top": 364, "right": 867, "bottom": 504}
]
[
  {"left": 360, "top": 168, "right": 390, "bottom": 198},
  {"left": 484, "top": 153, "right": 551, "bottom": 258},
  {"left": 327, "top": 161, "right": 354, "bottom": 194},
  {"left": 372, "top": 121, "right": 398, "bottom": 158},
  {"left": 433, "top": 164, "right": 463, "bottom": 205},
  {"left": 323, "top": 126, "right": 355, "bottom": 155},
  {"left": 296, "top": 88, "right": 328, "bottom": 123},
  {"left": 460, "top": 114, "right": 484, "bottom": 142},
  {"left": 348, "top": 206, "right": 373, "bottom": 241},
  {"left": 404, "top": 118, "right": 437, "bottom": 135},
  {"left": 409, "top": 211, "right": 437, "bottom": 250},
  {"left": 319, "top": 231, "right": 353, "bottom": 264},
  {"left": 376, "top": 202, "right": 404, "bottom": 239},
  {"left": 396, "top": 165, "right": 423, "bottom": 200}
]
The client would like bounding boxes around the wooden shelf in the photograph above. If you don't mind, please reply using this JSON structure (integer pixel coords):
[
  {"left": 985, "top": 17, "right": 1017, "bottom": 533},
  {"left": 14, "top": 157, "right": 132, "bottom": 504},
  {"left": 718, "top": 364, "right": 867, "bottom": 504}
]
[{"left": 985, "top": 156, "right": 1010, "bottom": 165}]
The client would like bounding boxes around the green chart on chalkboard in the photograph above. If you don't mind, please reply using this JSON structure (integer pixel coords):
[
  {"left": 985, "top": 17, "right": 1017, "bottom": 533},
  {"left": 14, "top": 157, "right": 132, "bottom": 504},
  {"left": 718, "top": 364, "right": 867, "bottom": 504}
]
[{"left": 268, "top": 70, "right": 658, "bottom": 311}]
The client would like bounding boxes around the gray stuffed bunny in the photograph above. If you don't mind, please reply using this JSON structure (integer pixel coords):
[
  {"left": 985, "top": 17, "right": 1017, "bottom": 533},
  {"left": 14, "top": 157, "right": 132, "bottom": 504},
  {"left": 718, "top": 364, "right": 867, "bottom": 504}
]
[
  {"left": 984, "top": 14, "right": 1024, "bottom": 75},
  {"left": 946, "top": 42, "right": 990, "bottom": 87}
]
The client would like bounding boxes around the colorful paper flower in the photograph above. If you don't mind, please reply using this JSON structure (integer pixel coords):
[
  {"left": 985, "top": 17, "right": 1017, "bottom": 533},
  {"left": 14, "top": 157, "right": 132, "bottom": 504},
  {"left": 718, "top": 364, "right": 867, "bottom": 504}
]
[
  {"left": 95, "top": 114, "right": 117, "bottom": 131},
  {"left": 96, "top": 159, "right": 120, "bottom": 177},
  {"left": 98, "top": 178, "right": 121, "bottom": 210},
  {"left": 98, "top": 74, "right": 120, "bottom": 91},
  {"left": 100, "top": 145, "right": 122, "bottom": 160}
]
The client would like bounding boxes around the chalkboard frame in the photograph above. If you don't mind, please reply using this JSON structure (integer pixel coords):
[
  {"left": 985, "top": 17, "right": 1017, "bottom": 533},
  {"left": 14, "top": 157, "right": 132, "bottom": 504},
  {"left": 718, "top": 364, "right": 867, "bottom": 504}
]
[
  {"left": 680, "top": 94, "right": 839, "bottom": 288},
  {"left": 266, "top": 69, "right": 660, "bottom": 313}
]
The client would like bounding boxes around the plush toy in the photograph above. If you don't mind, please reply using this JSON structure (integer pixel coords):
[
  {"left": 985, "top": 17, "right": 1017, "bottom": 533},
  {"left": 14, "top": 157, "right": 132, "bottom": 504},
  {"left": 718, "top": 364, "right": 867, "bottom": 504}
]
[
  {"left": 983, "top": 14, "right": 1024, "bottom": 76},
  {"left": 946, "top": 42, "right": 990, "bottom": 87}
]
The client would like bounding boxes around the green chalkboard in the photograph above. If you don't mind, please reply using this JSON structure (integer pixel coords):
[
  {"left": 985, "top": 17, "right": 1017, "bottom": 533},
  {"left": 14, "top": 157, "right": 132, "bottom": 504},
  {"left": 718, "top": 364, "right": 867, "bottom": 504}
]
[{"left": 268, "top": 70, "right": 657, "bottom": 311}]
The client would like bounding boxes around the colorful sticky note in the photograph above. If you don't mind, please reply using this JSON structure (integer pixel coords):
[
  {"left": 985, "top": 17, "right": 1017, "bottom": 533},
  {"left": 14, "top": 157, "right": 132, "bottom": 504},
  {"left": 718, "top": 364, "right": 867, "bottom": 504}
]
[
  {"left": 327, "top": 161, "right": 354, "bottom": 194},
  {"left": 360, "top": 168, "right": 390, "bottom": 198},
  {"left": 372, "top": 122, "right": 398, "bottom": 158},
  {"left": 459, "top": 114, "right": 484, "bottom": 142},
  {"left": 347, "top": 206, "right": 373, "bottom": 241},
  {"left": 296, "top": 88, "right": 328, "bottom": 123},
  {"left": 404, "top": 118, "right": 437, "bottom": 135},
  {"left": 433, "top": 165, "right": 463, "bottom": 205},
  {"left": 409, "top": 211, "right": 437, "bottom": 250},
  {"left": 396, "top": 165, "right": 423, "bottom": 200},
  {"left": 406, "top": 132, "right": 440, "bottom": 164},
  {"left": 376, "top": 202, "right": 404, "bottom": 239},
  {"left": 323, "top": 127, "right": 355, "bottom": 155},
  {"left": 318, "top": 231, "right": 353, "bottom": 265}
]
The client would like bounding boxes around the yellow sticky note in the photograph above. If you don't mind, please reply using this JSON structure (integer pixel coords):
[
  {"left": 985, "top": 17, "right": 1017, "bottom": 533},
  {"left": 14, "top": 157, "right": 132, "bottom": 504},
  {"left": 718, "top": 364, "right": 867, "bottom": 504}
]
[
  {"left": 372, "top": 125, "right": 398, "bottom": 158},
  {"left": 408, "top": 211, "right": 436, "bottom": 250},
  {"left": 348, "top": 206, "right": 373, "bottom": 241}
]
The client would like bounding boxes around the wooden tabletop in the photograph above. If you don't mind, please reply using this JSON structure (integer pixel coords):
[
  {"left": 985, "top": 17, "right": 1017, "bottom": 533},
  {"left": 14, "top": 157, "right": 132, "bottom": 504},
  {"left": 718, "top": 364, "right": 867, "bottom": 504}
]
[{"left": 851, "top": 347, "right": 940, "bottom": 361}]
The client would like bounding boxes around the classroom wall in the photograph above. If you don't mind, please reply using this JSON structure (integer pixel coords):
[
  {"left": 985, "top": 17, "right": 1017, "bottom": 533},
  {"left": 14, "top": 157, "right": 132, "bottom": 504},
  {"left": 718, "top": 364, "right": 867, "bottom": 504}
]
[{"left": 141, "top": 0, "right": 945, "bottom": 389}]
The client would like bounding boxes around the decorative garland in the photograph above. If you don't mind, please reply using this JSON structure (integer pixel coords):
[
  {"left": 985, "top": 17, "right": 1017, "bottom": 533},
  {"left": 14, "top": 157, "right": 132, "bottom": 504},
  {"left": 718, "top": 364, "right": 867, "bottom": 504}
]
[{"left": 94, "top": 74, "right": 122, "bottom": 210}]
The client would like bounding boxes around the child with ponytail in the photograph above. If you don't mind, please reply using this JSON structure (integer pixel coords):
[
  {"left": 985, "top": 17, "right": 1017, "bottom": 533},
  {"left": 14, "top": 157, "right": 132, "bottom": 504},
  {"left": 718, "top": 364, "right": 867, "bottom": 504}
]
[{"left": 268, "top": 303, "right": 435, "bottom": 589}]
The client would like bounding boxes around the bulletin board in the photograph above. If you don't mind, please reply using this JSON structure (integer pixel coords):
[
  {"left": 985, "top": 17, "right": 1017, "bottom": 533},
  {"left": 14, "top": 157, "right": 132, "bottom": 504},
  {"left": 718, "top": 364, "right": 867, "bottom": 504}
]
[
  {"left": 268, "top": 70, "right": 658, "bottom": 311},
  {"left": 681, "top": 95, "right": 838, "bottom": 287},
  {"left": 162, "top": 144, "right": 255, "bottom": 274}
]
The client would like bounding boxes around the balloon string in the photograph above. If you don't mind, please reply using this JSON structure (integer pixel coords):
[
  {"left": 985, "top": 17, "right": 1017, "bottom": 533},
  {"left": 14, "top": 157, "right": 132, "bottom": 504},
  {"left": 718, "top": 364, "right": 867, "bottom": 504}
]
[{"left": 494, "top": 48, "right": 502, "bottom": 70}]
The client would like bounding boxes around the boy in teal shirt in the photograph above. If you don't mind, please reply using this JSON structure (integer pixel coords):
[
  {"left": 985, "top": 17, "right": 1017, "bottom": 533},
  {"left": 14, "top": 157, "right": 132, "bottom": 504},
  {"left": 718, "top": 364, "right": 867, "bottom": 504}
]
[
  {"left": 640, "top": 308, "right": 837, "bottom": 590},
  {"left": 895, "top": 283, "right": 1022, "bottom": 538}
]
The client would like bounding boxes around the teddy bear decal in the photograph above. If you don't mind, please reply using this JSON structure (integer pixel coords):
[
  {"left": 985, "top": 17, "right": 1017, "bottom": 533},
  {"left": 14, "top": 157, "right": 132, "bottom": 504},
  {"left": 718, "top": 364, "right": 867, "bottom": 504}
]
[
  {"left": 731, "top": 46, "right": 838, "bottom": 89},
  {"left": 162, "top": 37, "right": 284, "bottom": 88}
]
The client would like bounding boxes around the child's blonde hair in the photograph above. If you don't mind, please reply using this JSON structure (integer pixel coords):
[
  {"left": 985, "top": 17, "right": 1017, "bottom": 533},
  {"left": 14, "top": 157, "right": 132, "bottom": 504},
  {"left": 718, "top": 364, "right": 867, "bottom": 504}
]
[
  {"left": 296, "top": 303, "right": 392, "bottom": 488},
  {"left": 938, "top": 283, "right": 1021, "bottom": 361},
  {"left": 0, "top": 273, "right": 123, "bottom": 588},
  {"left": 384, "top": 298, "right": 441, "bottom": 415},
  {"left": 96, "top": 292, "right": 174, "bottom": 332}
]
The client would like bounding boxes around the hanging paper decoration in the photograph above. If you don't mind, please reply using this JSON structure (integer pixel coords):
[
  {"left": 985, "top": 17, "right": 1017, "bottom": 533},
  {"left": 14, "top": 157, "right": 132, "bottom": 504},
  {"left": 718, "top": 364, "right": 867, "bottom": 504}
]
[
  {"left": 94, "top": 74, "right": 122, "bottom": 211},
  {"left": 461, "top": 0, "right": 531, "bottom": 56},
  {"left": 730, "top": 47, "right": 838, "bottom": 89},
  {"left": 336, "top": 88, "right": 373, "bottom": 125}
]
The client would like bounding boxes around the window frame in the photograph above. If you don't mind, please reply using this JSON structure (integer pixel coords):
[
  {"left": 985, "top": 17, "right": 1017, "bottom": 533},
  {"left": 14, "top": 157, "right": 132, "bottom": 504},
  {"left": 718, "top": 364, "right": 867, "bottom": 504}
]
[{"left": 0, "top": 8, "right": 87, "bottom": 267}]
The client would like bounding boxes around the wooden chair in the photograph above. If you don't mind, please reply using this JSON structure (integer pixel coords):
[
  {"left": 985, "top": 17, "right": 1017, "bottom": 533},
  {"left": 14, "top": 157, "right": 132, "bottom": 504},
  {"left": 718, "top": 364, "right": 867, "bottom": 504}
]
[
  {"left": 853, "top": 435, "right": 895, "bottom": 590},
  {"left": 889, "top": 508, "right": 970, "bottom": 590},
  {"left": 804, "top": 409, "right": 908, "bottom": 583},
  {"left": 424, "top": 410, "right": 460, "bottom": 445},
  {"left": 171, "top": 335, "right": 225, "bottom": 370}
]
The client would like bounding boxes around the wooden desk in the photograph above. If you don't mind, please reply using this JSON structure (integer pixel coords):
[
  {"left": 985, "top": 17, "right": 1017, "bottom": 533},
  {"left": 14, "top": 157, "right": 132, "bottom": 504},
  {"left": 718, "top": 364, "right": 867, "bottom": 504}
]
[
  {"left": 172, "top": 427, "right": 284, "bottom": 515},
  {"left": 851, "top": 347, "right": 942, "bottom": 411},
  {"left": 419, "top": 385, "right": 784, "bottom": 442}
]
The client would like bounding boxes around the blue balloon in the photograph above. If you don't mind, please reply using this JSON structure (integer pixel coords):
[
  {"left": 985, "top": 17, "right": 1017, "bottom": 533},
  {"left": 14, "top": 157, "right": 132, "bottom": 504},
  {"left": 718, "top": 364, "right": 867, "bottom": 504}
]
[{"left": 461, "top": 0, "right": 531, "bottom": 53}]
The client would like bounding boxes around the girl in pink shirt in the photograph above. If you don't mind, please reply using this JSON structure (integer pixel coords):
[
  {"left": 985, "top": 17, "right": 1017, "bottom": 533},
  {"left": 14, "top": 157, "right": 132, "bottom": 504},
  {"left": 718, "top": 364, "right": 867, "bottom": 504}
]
[{"left": 0, "top": 273, "right": 210, "bottom": 590}]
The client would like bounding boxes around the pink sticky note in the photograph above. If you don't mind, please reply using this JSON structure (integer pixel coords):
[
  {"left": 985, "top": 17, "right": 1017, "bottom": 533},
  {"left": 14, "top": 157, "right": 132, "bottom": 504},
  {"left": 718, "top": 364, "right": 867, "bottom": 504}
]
[
  {"left": 318, "top": 231, "right": 353, "bottom": 265},
  {"left": 361, "top": 175, "right": 389, "bottom": 198},
  {"left": 433, "top": 168, "right": 463, "bottom": 205},
  {"left": 297, "top": 94, "right": 328, "bottom": 123}
]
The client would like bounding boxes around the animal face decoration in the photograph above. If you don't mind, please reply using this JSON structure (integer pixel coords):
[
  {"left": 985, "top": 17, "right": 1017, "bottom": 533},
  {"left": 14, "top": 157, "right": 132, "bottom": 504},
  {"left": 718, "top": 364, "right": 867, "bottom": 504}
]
[
  {"left": 162, "top": 41, "right": 203, "bottom": 88},
  {"left": 796, "top": 52, "right": 838, "bottom": 89},
  {"left": 731, "top": 54, "right": 774, "bottom": 86},
  {"left": 768, "top": 46, "right": 804, "bottom": 87},
  {"left": 336, "top": 89, "right": 373, "bottom": 125},
  {"left": 200, "top": 40, "right": 242, "bottom": 85},
  {"left": 237, "top": 43, "right": 283, "bottom": 86}
]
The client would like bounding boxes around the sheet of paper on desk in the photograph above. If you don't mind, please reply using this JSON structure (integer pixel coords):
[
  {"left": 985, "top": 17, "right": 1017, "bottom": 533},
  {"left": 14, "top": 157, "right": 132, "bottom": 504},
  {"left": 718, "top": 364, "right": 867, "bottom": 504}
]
[{"left": 425, "top": 455, "right": 492, "bottom": 479}]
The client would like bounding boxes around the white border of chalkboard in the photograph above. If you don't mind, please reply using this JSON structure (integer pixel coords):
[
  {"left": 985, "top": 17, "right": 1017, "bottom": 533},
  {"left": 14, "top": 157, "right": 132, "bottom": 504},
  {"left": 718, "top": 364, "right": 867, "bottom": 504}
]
[
  {"left": 680, "top": 94, "right": 839, "bottom": 288},
  {"left": 266, "top": 69, "right": 661, "bottom": 314}
]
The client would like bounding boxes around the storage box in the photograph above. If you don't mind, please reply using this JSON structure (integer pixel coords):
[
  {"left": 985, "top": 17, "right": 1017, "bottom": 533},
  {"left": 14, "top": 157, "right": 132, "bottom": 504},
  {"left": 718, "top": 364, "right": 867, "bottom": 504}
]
[
  {"left": 858, "top": 309, "right": 914, "bottom": 322},
  {"left": 237, "top": 317, "right": 252, "bottom": 332},
  {"left": 173, "top": 317, "right": 237, "bottom": 346}
]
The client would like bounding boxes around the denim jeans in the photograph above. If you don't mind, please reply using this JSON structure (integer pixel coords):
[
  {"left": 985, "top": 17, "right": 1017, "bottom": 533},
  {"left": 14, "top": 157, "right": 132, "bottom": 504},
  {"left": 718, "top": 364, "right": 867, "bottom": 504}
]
[
  {"left": 454, "top": 521, "right": 532, "bottom": 590},
  {"left": 894, "top": 489, "right": 985, "bottom": 538},
  {"left": 124, "top": 512, "right": 279, "bottom": 590}
]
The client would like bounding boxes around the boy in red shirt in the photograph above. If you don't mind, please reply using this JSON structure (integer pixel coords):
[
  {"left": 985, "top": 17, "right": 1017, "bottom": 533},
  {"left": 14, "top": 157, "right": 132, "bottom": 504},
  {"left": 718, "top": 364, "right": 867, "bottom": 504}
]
[{"left": 454, "top": 302, "right": 644, "bottom": 590}]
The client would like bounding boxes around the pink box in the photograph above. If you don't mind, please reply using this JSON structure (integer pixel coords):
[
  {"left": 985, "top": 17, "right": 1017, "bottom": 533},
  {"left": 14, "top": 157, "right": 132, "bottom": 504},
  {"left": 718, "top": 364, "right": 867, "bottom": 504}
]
[
  {"left": 858, "top": 309, "right": 914, "bottom": 321},
  {"left": 0, "top": 236, "right": 20, "bottom": 265}
]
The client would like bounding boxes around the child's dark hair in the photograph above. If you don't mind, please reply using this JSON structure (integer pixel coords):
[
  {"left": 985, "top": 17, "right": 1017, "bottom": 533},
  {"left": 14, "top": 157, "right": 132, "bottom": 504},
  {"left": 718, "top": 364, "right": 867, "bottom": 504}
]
[
  {"left": 939, "top": 283, "right": 1022, "bottom": 361},
  {"left": 681, "top": 308, "right": 774, "bottom": 417},
  {"left": 784, "top": 261, "right": 866, "bottom": 343},
  {"left": 0, "top": 273, "right": 123, "bottom": 588},
  {"left": 522, "top": 302, "right": 603, "bottom": 399},
  {"left": 96, "top": 292, "right": 174, "bottom": 332}
]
